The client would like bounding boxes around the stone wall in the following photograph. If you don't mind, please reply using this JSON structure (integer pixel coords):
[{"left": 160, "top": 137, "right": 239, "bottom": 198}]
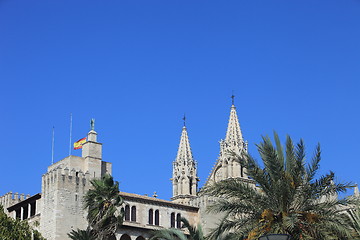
[{"left": 40, "top": 164, "right": 91, "bottom": 240}]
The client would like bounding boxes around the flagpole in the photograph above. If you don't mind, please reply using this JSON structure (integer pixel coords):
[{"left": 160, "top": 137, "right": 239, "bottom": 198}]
[
  {"left": 52, "top": 126, "right": 55, "bottom": 164},
  {"left": 69, "top": 113, "right": 72, "bottom": 156}
]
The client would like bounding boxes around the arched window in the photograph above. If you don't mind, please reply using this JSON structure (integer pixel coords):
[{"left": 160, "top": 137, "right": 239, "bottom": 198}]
[
  {"left": 108, "top": 234, "right": 116, "bottom": 240},
  {"left": 155, "top": 209, "right": 160, "bottom": 226},
  {"left": 148, "top": 209, "right": 153, "bottom": 225},
  {"left": 136, "top": 236, "right": 145, "bottom": 240},
  {"left": 170, "top": 212, "right": 175, "bottom": 228},
  {"left": 131, "top": 206, "right": 136, "bottom": 222},
  {"left": 120, "top": 234, "right": 131, "bottom": 240},
  {"left": 176, "top": 213, "right": 181, "bottom": 228},
  {"left": 125, "top": 205, "right": 130, "bottom": 221}
]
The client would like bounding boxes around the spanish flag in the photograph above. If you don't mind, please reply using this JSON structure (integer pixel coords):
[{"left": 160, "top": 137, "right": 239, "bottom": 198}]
[{"left": 74, "top": 137, "right": 86, "bottom": 150}]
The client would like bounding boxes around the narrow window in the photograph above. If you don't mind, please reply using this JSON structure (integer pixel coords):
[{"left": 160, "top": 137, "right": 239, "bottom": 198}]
[
  {"left": 125, "top": 205, "right": 130, "bottom": 221},
  {"left": 189, "top": 179, "right": 193, "bottom": 194},
  {"left": 155, "top": 210, "right": 160, "bottom": 226},
  {"left": 176, "top": 213, "right": 181, "bottom": 228},
  {"left": 131, "top": 206, "right": 136, "bottom": 222},
  {"left": 170, "top": 212, "right": 175, "bottom": 228},
  {"left": 120, "top": 207, "right": 125, "bottom": 218},
  {"left": 148, "top": 209, "right": 153, "bottom": 225}
]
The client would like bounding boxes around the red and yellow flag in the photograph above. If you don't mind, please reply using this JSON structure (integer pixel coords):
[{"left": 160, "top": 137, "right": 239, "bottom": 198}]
[{"left": 73, "top": 137, "right": 86, "bottom": 150}]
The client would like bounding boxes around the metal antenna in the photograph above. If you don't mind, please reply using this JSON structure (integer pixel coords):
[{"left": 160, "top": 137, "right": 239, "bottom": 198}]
[
  {"left": 68, "top": 113, "right": 72, "bottom": 156},
  {"left": 183, "top": 114, "right": 186, "bottom": 127},
  {"left": 51, "top": 126, "right": 55, "bottom": 164},
  {"left": 231, "top": 92, "right": 235, "bottom": 105}
]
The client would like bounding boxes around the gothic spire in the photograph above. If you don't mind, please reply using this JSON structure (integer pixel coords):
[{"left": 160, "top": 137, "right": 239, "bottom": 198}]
[
  {"left": 204, "top": 96, "right": 248, "bottom": 186},
  {"left": 224, "top": 96, "right": 244, "bottom": 147},
  {"left": 175, "top": 125, "right": 194, "bottom": 163},
  {"left": 171, "top": 118, "right": 198, "bottom": 204}
]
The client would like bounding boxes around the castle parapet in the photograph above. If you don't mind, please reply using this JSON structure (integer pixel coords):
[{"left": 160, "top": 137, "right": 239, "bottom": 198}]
[{"left": 0, "top": 191, "right": 36, "bottom": 216}]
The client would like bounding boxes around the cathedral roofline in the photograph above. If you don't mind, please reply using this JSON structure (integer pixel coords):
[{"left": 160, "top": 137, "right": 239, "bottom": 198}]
[{"left": 120, "top": 192, "right": 199, "bottom": 212}]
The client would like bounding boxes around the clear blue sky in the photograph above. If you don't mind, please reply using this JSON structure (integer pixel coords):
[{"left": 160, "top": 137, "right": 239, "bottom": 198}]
[{"left": 1, "top": 1, "right": 359, "bottom": 200}]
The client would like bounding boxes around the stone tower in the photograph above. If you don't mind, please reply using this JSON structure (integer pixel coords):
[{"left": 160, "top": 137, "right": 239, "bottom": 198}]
[
  {"left": 40, "top": 124, "right": 112, "bottom": 240},
  {"left": 206, "top": 98, "right": 248, "bottom": 185},
  {"left": 171, "top": 121, "right": 199, "bottom": 204}
]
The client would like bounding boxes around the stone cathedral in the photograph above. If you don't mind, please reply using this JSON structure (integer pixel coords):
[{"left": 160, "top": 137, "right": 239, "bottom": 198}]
[{"left": 0, "top": 101, "right": 269, "bottom": 239}]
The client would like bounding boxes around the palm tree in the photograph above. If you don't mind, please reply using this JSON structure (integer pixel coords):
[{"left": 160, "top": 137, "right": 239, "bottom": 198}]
[
  {"left": 67, "top": 228, "right": 95, "bottom": 240},
  {"left": 205, "top": 132, "right": 355, "bottom": 240},
  {"left": 83, "top": 174, "right": 124, "bottom": 240},
  {"left": 150, "top": 217, "right": 204, "bottom": 240},
  {"left": 347, "top": 203, "right": 360, "bottom": 239}
]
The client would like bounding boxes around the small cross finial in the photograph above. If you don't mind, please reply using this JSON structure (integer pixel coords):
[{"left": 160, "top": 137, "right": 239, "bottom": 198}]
[
  {"left": 231, "top": 92, "right": 235, "bottom": 105},
  {"left": 183, "top": 114, "right": 186, "bottom": 127},
  {"left": 90, "top": 118, "right": 95, "bottom": 131}
]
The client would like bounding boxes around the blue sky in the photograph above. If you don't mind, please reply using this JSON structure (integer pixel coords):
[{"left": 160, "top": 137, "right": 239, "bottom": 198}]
[{"left": 0, "top": 1, "right": 359, "bottom": 200}]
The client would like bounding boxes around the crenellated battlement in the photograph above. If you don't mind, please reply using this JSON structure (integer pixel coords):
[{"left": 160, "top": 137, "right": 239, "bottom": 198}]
[
  {"left": 39, "top": 125, "right": 113, "bottom": 240},
  {"left": 40, "top": 165, "right": 93, "bottom": 240},
  {"left": 42, "top": 166, "right": 91, "bottom": 192},
  {"left": 0, "top": 192, "right": 31, "bottom": 214}
]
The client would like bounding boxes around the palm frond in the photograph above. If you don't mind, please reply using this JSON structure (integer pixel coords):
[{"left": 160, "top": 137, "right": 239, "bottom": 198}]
[
  {"left": 204, "top": 132, "right": 355, "bottom": 239},
  {"left": 150, "top": 228, "right": 188, "bottom": 240}
]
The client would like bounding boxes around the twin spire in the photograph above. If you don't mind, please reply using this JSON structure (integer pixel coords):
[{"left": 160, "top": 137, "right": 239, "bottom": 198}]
[{"left": 172, "top": 95, "right": 247, "bottom": 202}]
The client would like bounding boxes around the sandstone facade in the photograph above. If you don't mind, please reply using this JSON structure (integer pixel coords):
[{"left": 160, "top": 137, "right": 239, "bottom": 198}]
[{"left": 1, "top": 101, "right": 256, "bottom": 240}]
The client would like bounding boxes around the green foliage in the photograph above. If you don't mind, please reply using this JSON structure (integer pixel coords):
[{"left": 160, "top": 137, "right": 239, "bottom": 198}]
[
  {"left": 347, "top": 200, "right": 360, "bottom": 239},
  {"left": 150, "top": 217, "right": 203, "bottom": 240},
  {"left": 205, "top": 132, "right": 356, "bottom": 240},
  {"left": 83, "top": 174, "right": 124, "bottom": 240},
  {"left": 150, "top": 228, "right": 188, "bottom": 240},
  {"left": 0, "top": 205, "right": 45, "bottom": 240},
  {"left": 67, "top": 228, "right": 95, "bottom": 240}
]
